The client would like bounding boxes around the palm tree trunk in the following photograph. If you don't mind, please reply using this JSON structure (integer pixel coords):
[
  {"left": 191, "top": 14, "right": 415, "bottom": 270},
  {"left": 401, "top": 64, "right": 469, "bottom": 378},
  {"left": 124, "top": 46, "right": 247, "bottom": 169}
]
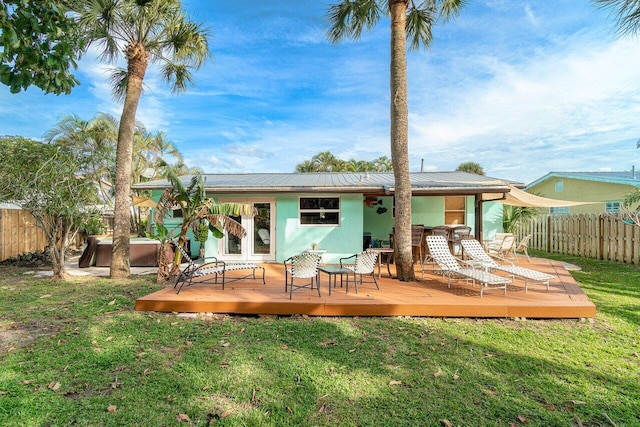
[
  {"left": 111, "top": 45, "right": 149, "bottom": 279},
  {"left": 389, "top": 0, "right": 414, "bottom": 281}
]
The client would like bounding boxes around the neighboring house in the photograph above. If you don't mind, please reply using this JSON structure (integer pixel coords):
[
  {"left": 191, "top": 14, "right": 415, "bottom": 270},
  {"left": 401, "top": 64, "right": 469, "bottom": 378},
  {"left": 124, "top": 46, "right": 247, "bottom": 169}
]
[
  {"left": 133, "top": 172, "right": 520, "bottom": 263},
  {"left": 527, "top": 170, "right": 640, "bottom": 215}
]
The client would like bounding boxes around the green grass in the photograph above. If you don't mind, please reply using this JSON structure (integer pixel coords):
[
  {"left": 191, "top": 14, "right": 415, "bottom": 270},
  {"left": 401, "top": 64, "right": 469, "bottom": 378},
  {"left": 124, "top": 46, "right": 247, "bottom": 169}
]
[{"left": 0, "top": 255, "right": 638, "bottom": 426}]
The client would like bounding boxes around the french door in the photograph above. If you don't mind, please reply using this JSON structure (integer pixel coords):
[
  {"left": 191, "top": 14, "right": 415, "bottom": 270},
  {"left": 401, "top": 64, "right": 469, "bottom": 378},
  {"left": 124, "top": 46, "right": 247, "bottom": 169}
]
[{"left": 220, "top": 200, "right": 275, "bottom": 261}]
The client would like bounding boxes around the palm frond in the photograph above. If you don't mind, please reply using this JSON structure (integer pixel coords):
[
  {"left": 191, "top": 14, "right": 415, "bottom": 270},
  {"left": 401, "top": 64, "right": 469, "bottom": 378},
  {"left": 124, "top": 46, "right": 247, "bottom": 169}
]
[
  {"left": 204, "top": 214, "right": 247, "bottom": 239},
  {"left": 595, "top": 0, "right": 640, "bottom": 36},
  {"left": 326, "top": 0, "right": 382, "bottom": 44}
]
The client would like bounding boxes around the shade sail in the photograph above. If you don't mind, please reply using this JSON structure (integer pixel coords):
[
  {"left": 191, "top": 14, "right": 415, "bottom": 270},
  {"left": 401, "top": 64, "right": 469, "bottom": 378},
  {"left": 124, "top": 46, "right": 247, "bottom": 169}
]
[
  {"left": 132, "top": 195, "right": 157, "bottom": 208},
  {"left": 484, "top": 185, "right": 597, "bottom": 208}
]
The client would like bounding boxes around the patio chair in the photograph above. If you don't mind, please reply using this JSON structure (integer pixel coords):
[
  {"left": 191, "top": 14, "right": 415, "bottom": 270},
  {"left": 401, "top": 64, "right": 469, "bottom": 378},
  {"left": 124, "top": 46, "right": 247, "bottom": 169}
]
[
  {"left": 411, "top": 225, "right": 425, "bottom": 264},
  {"left": 452, "top": 225, "right": 472, "bottom": 256},
  {"left": 487, "top": 233, "right": 516, "bottom": 260},
  {"left": 172, "top": 240, "right": 226, "bottom": 294},
  {"left": 460, "top": 239, "right": 555, "bottom": 292},
  {"left": 426, "top": 235, "right": 510, "bottom": 297},
  {"left": 340, "top": 250, "right": 379, "bottom": 293},
  {"left": 284, "top": 251, "right": 323, "bottom": 299},
  {"left": 514, "top": 234, "right": 532, "bottom": 261}
]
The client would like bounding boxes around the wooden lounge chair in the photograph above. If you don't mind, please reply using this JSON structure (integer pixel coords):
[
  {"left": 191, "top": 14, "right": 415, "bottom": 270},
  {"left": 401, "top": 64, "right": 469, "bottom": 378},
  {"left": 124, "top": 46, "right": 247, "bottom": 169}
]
[
  {"left": 426, "top": 235, "right": 510, "bottom": 297},
  {"left": 461, "top": 239, "right": 555, "bottom": 292}
]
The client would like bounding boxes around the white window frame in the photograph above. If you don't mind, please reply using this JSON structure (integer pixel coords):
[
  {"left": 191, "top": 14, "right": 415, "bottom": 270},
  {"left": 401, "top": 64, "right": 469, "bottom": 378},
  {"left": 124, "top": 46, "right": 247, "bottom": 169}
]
[
  {"left": 299, "top": 196, "right": 341, "bottom": 227},
  {"left": 605, "top": 201, "right": 621, "bottom": 213}
]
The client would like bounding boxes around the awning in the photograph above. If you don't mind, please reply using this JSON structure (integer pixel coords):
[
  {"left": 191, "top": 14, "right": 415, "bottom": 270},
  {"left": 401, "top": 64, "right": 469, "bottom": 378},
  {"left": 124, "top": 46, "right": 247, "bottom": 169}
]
[
  {"left": 484, "top": 185, "right": 597, "bottom": 208},
  {"left": 132, "top": 195, "right": 157, "bottom": 208}
]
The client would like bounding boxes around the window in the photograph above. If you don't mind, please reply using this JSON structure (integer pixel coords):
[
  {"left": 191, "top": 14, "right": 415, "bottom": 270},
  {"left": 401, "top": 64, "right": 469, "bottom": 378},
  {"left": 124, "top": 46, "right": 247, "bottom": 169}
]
[
  {"left": 605, "top": 201, "right": 621, "bottom": 213},
  {"left": 172, "top": 209, "right": 183, "bottom": 218},
  {"left": 555, "top": 180, "right": 564, "bottom": 192},
  {"left": 444, "top": 196, "right": 466, "bottom": 225},
  {"left": 299, "top": 197, "right": 340, "bottom": 225},
  {"left": 550, "top": 206, "right": 569, "bottom": 215}
]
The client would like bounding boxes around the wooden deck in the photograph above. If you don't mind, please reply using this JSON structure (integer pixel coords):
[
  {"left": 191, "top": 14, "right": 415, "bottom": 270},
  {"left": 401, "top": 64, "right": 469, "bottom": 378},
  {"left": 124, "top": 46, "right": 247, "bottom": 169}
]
[{"left": 135, "top": 257, "right": 596, "bottom": 318}]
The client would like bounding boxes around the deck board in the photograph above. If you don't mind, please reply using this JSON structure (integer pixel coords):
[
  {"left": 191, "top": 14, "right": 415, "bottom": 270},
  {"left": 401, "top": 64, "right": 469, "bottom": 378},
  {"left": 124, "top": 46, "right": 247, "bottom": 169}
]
[{"left": 134, "top": 258, "right": 596, "bottom": 318}]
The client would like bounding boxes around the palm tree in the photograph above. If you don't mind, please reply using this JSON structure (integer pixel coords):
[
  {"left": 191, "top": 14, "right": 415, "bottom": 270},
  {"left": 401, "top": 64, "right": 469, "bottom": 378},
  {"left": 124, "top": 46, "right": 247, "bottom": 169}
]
[
  {"left": 594, "top": 0, "right": 640, "bottom": 34},
  {"left": 456, "top": 161, "right": 485, "bottom": 175},
  {"left": 74, "top": 0, "right": 211, "bottom": 279},
  {"left": 327, "top": 0, "right": 464, "bottom": 281},
  {"left": 154, "top": 169, "right": 252, "bottom": 281}
]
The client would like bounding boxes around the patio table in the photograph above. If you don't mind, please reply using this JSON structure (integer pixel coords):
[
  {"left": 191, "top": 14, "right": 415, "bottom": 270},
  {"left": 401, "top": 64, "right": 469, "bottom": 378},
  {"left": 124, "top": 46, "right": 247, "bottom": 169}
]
[
  {"left": 367, "top": 248, "right": 394, "bottom": 278},
  {"left": 317, "top": 266, "right": 350, "bottom": 296}
]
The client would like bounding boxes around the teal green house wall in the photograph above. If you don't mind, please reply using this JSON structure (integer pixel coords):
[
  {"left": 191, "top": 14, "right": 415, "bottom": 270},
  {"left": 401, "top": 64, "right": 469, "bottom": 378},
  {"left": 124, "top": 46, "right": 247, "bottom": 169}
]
[{"left": 150, "top": 190, "right": 504, "bottom": 263}]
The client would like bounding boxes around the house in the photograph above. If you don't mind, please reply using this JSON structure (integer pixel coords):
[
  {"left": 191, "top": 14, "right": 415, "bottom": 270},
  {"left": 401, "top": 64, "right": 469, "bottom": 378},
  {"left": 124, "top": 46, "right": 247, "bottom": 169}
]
[
  {"left": 526, "top": 170, "right": 640, "bottom": 215},
  {"left": 133, "top": 172, "right": 521, "bottom": 263}
]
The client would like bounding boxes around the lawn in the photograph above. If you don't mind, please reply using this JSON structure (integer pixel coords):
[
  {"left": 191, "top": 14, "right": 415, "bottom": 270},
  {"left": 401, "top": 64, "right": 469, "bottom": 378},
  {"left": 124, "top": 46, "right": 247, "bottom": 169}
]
[{"left": 0, "top": 254, "right": 638, "bottom": 426}]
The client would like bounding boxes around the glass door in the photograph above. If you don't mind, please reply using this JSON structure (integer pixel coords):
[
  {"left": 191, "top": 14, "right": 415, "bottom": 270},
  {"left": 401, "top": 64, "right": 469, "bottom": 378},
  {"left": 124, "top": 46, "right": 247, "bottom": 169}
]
[{"left": 221, "top": 200, "right": 275, "bottom": 261}]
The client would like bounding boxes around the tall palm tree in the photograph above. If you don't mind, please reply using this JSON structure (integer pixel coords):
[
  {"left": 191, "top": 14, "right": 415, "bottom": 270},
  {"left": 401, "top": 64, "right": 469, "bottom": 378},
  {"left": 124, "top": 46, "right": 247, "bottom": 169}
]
[
  {"left": 74, "top": 0, "right": 211, "bottom": 279},
  {"left": 327, "top": 0, "right": 464, "bottom": 281},
  {"left": 456, "top": 161, "right": 485, "bottom": 175}
]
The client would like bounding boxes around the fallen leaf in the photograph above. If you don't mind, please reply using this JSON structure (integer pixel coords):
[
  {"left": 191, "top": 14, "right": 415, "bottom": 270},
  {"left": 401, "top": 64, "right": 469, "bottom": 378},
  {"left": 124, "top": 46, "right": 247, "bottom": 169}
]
[
  {"left": 318, "top": 403, "right": 326, "bottom": 413},
  {"left": 19, "top": 380, "right": 34, "bottom": 385},
  {"left": 108, "top": 299, "right": 116, "bottom": 305},
  {"left": 221, "top": 342, "right": 230, "bottom": 347},
  {"left": 107, "top": 405, "right": 117, "bottom": 412},
  {"left": 281, "top": 344, "right": 288, "bottom": 350},
  {"left": 220, "top": 408, "right": 233, "bottom": 418},
  {"left": 518, "top": 414, "right": 527, "bottom": 423},
  {"left": 453, "top": 374, "right": 460, "bottom": 380},
  {"left": 440, "top": 419, "right": 453, "bottom": 427},
  {"left": 240, "top": 327, "right": 246, "bottom": 333},
  {"left": 185, "top": 341, "right": 192, "bottom": 347},
  {"left": 388, "top": 380, "right": 402, "bottom": 386},
  {"left": 48, "top": 382, "right": 61, "bottom": 391},
  {"left": 105, "top": 336, "right": 113, "bottom": 341},
  {"left": 573, "top": 415, "right": 584, "bottom": 427},
  {"left": 286, "top": 406, "right": 293, "bottom": 414},
  {"left": 40, "top": 294, "right": 52, "bottom": 299},
  {"left": 433, "top": 369, "right": 444, "bottom": 377},
  {"left": 570, "top": 400, "right": 587, "bottom": 405},
  {"left": 258, "top": 354, "right": 264, "bottom": 360},
  {"left": 176, "top": 414, "right": 191, "bottom": 422}
]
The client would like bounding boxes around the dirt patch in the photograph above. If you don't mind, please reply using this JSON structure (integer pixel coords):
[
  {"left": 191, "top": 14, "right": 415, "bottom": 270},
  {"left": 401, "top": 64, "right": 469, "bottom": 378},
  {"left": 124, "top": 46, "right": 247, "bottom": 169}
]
[{"left": 0, "top": 328, "right": 37, "bottom": 353}]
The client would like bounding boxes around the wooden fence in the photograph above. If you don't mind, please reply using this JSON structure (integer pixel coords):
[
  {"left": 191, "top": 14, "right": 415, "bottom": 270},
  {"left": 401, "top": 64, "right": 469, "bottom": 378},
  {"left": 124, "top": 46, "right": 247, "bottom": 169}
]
[
  {"left": 0, "top": 209, "right": 48, "bottom": 261},
  {"left": 515, "top": 214, "right": 640, "bottom": 264}
]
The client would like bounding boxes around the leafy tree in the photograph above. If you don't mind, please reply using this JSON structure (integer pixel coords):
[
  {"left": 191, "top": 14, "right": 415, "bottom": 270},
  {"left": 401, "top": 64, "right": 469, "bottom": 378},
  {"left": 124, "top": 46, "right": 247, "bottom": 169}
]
[
  {"left": 0, "top": 136, "right": 100, "bottom": 279},
  {"left": 74, "top": 0, "right": 212, "bottom": 279},
  {"left": 502, "top": 204, "right": 542, "bottom": 234},
  {"left": 456, "top": 161, "right": 485, "bottom": 175},
  {"left": 326, "top": 0, "right": 464, "bottom": 280},
  {"left": 0, "top": 0, "right": 81, "bottom": 94},
  {"left": 153, "top": 169, "right": 251, "bottom": 282},
  {"left": 295, "top": 152, "right": 393, "bottom": 172}
]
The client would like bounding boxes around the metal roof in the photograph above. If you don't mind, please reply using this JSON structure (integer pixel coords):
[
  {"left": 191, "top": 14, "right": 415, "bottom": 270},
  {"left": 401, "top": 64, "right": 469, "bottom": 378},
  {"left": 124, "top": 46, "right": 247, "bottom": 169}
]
[
  {"left": 133, "top": 172, "right": 518, "bottom": 195},
  {"left": 527, "top": 171, "right": 640, "bottom": 189}
]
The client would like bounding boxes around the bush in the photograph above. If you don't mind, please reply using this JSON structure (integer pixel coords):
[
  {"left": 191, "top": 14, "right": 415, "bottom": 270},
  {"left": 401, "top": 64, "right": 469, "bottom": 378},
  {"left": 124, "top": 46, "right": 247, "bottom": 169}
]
[{"left": 1, "top": 250, "right": 51, "bottom": 267}]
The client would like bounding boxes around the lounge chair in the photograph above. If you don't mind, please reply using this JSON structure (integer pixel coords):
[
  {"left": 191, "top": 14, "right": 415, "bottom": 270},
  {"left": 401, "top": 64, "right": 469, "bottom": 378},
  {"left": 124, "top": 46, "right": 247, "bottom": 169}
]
[
  {"left": 426, "top": 235, "right": 510, "bottom": 297},
  {"left": 461, "top": 239, "right": 555, "bottom": 292},
  {"left": 340, "top": 250, "right": 379, "bottom": 293},
  {"left": 514, "top": 234, "right": 532, "bottom": 261},
  {"left": 487, "top": 233, "right": 516, "bottom": 260},
  {"left": 172, "top": 240, "right": 226, "bottom": 294}
]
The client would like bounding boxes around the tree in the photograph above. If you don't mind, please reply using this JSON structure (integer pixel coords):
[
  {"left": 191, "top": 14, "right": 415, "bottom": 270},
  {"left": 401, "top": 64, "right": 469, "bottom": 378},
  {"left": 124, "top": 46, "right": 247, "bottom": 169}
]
[
  {"left": 456, "top": 161, "right": 485, "bottom": 175},
  {"left": 326, "top": 0, "right": 464, "bottom": 281},
  {"left": 295, "top": 152, "right": 394, "bottom": 172},
  {"left": 153, "top": 169, "right": 251, "bottom": 282},
  {"left": 502, "top": 204, "right": 542, "bottom": 234},
  {"left": 0, "top": 136, "right": 100, "bottom": 279},
  {"left": 594, "top": 0, "right": 640, "bottom": 35},
  {"left": 0, "top": 0, "right": 81, "bottom": 94},
  {"left": 74, "top": 0, "right": 212, "bottom": 279}
]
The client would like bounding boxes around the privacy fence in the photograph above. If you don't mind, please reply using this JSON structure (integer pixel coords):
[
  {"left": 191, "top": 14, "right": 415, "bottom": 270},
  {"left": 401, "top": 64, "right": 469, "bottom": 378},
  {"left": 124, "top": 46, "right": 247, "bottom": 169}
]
[
  {"left": 514, "top": 213, "right": 640, "bottom": 265},
  {"left": 0, "top": 209, "right": 48, "bottom": 261}
]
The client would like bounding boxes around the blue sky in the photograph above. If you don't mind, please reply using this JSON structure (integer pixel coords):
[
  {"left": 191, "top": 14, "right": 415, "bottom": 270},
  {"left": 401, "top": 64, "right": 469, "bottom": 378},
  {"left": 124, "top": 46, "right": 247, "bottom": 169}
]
[{"left": 2, "top": 0, "right": 640, "bottom": 185}]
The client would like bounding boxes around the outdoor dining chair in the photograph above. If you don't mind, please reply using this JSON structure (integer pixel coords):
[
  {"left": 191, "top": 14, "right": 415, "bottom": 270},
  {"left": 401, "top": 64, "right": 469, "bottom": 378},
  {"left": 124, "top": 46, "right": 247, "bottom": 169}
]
[
  {"left": 339, "top": 250, "right": 379, "bottom": 293},
  {"left": 426, "top": 235, "right": 511, "bottom": 297},
  {"left": 460, "top": 239, "right": 555, "bottom": 292},
  {"left": 284, "top": 251, "right": 323, "bottom": 299}
]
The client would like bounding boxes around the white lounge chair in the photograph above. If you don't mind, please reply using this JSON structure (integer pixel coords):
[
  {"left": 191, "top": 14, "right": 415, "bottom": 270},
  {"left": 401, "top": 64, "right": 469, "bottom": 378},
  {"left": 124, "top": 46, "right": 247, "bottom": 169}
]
[
  {"left": 426, "top": 235, "right": 510, "bottom": 297},
  {"left": 461, "top": 239, "right": 555, "bottom": 292}
]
